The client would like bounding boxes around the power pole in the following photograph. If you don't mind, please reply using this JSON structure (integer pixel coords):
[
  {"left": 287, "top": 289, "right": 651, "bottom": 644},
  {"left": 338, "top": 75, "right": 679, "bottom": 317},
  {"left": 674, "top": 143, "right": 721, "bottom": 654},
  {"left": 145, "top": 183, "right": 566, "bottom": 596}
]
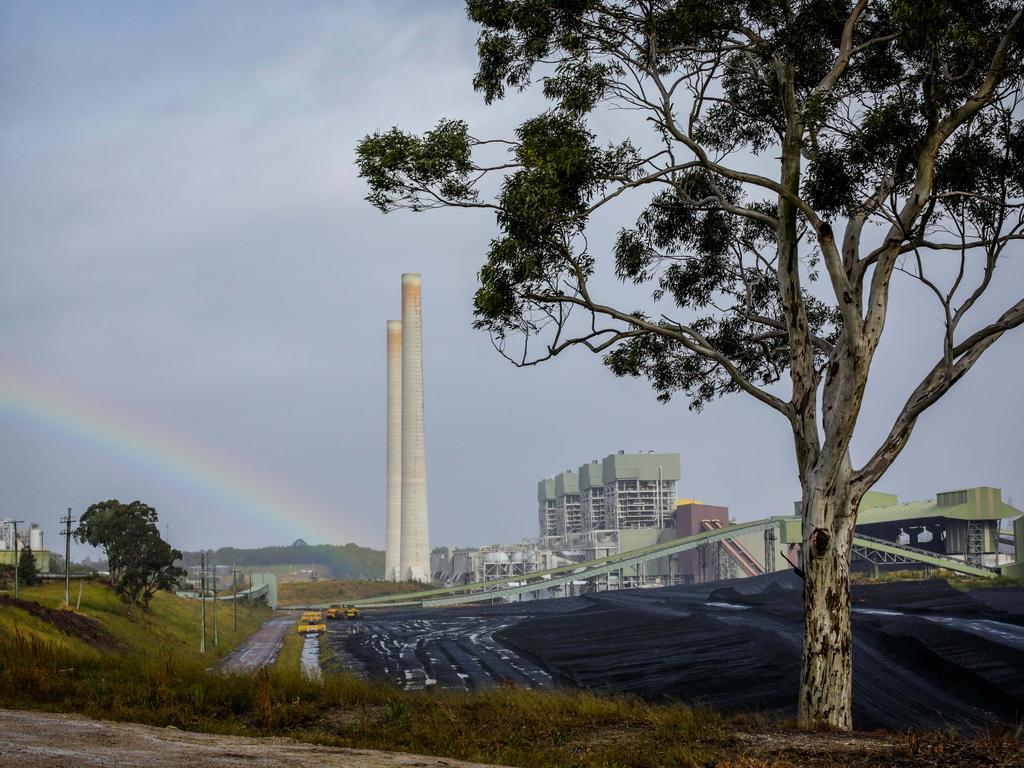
[
  {"left": 200, "top": 552, "right": 207, "bottom": 654},
  {"left": 60, "top": 508, "right": 76, "bottom": 609},
  {"left": 232, "top": 566, "right": 238, "bottom": 631},
  {"left": 212, "top": 554, "right": 219, "bottom": 648},
  {"left": 10, "top": 520, "right": 24, "bottom": 600}
]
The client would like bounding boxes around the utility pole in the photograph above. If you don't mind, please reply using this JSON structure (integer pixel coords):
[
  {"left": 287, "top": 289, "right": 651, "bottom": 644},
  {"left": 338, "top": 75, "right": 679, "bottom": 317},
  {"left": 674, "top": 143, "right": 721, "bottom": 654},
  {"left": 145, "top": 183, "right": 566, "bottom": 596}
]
[
  {"left": 10, "top": 520, "right": 24, "bottom": 600},
  {"left": 212, "top": 553, "right": 219, "bottom": 648},
  {"left": 200, "top": 553, "right": 207, "bottom": 654},
  {"left": 60, "top": 508, "right": 76, "bottom": 609},
  {"left": 232, "top": 566, "right": 238, "bottom": 631}
]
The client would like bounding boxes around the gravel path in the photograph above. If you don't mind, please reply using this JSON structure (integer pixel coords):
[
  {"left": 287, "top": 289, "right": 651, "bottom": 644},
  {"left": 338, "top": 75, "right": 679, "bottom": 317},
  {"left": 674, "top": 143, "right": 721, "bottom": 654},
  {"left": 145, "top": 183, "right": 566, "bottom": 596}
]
[
  {"left": 219, "top": 614, "right": 297, "bottom": 673},
  {"left": 0, "top": 708, "right": 505, "bottom": 768}
]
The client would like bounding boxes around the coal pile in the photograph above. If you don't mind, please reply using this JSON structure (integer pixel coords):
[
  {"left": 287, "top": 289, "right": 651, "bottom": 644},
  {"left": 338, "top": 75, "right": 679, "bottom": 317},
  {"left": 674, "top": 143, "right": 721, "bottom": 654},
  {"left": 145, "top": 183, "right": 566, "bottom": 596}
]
[{"left": 327, "top": 576, "right": 1024, "bottom": 732}]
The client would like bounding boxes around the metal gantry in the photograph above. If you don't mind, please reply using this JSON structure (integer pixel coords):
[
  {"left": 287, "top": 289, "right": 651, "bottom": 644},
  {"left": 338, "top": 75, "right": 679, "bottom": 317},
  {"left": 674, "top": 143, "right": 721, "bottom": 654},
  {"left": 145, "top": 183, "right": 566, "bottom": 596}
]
[{"left": 346, "top": 517, "right": 1001, "bottom": 610}]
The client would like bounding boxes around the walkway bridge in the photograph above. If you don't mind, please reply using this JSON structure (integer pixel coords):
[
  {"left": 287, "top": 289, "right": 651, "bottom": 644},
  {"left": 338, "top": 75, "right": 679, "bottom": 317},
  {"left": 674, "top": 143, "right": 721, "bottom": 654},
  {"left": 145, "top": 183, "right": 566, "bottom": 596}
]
[{"left": 351, "top": 516, "right": 999, "bottom": 609}]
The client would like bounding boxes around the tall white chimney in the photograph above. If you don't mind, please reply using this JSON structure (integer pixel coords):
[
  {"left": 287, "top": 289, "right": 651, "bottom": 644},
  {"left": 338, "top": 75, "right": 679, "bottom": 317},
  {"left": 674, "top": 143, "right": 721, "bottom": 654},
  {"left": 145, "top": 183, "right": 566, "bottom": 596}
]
[
  {"left": 400, "top": 273, "right": 430, "bottom": 582},
  {"left": 385, "top": 320, "right": 403, "bottom": 581}
]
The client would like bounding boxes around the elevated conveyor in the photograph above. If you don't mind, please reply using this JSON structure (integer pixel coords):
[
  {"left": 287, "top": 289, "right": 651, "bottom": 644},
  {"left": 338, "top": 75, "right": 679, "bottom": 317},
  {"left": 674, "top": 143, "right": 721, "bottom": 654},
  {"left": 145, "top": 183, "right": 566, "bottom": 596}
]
[{"left": 342, "top": 517, "right": 999, "bottom": 609}]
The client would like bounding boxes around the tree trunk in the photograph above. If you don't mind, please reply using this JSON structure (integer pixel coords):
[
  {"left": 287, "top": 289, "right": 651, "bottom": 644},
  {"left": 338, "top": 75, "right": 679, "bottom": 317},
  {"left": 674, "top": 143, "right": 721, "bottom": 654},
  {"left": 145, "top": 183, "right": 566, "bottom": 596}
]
[{"left": 797, "top": 482, "right": 856, "bottom": 730}]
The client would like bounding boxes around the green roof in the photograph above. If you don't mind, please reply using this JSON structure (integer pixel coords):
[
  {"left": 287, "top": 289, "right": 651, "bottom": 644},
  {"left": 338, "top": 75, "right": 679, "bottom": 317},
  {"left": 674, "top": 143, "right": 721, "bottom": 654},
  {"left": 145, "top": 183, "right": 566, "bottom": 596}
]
[{"left": 858, "top": 494, "right": 1022, "bottom": 525}]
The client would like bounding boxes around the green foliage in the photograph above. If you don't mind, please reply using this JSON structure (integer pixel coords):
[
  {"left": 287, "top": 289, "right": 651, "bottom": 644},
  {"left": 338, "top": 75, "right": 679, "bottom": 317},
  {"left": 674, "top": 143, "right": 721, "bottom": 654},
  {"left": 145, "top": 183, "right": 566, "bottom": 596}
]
[
  {"left": 75, "top": 500, "right": 184, "bottom": 614},
  {"left": 178, "top": 541, "right": 383, "bottom": 580},
  {"left": 18, "top": 544, "right": 40, "bottom": 587},
  {"left": 356, "top": 119, "right": 477, "bottom": 211},
  {"left": 355, "top": 0, "right": 1024, "bottom": 414}
]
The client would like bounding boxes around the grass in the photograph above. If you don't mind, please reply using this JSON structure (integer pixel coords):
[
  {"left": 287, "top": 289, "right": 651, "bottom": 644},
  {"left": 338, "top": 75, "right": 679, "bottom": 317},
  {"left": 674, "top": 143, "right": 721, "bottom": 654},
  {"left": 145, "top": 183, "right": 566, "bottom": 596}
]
[
  {"left": 273, "top": 620, "right": 304, "bottom": 673},
  {"left": 277, "top": 579, "right": 423, "bottom": 606},
  {"left": 0, "top": 581, "right": 270, "bottom": 661},
  {"left": 1, "top": 581, "right": 1020, "bottom": 767},
  {"left": 850, "top": 569, "right": 1024, "bottom": 590}
]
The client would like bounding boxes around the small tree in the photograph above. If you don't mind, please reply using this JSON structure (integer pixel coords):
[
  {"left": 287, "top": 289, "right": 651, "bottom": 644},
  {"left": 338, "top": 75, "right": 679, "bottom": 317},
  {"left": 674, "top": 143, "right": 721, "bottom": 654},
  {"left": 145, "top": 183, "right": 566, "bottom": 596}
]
[
  {"left": 75, "top": 500, "right": 184, "bottom": 615},
  {"left": 18, "top": 544, "right": 39, "bottom": 587},
  {"left": 357, "top": 0, "right": 1024, "bottom": 729}
]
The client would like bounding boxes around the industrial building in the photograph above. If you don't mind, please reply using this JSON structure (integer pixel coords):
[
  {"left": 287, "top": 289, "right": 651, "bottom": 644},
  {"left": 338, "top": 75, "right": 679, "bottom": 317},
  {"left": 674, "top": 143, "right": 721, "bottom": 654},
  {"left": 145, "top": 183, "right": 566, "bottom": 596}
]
[
  {"left": 384, "top": 273, "right": 431, "bottom": 582},
  {"left": 851, "top": 487, "right": 1020, "bottom": 569},
  {"left": 538, "top": 451, "right": 680, "bottom": 539},
  {"left": 437, "top": 452, "right": 1021, "bottom": 596},
  {"left": 0, "top": 520, "right": 50, "bottom": 572}
]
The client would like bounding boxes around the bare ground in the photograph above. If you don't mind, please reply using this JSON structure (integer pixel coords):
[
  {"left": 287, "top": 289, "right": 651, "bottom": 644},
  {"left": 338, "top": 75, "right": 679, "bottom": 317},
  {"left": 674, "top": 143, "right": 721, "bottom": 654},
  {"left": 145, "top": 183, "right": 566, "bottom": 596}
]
[{"left": 0, "top": 708, "right": 505, "bottom": 768}]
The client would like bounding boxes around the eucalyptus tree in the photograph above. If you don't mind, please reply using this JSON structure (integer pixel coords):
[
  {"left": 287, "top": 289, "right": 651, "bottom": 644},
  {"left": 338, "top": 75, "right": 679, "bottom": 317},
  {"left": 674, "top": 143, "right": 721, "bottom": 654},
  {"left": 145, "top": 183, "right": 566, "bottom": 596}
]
[{"left": 356, "top": 0, "right": 1024, "bottom": 729}]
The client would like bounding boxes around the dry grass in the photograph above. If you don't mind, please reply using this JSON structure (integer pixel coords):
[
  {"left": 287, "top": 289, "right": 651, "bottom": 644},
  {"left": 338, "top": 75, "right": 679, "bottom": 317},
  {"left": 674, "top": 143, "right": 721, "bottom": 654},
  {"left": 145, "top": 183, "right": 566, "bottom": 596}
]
[{"left": 277, "top": 579, "right": 422, "bottom": 606}]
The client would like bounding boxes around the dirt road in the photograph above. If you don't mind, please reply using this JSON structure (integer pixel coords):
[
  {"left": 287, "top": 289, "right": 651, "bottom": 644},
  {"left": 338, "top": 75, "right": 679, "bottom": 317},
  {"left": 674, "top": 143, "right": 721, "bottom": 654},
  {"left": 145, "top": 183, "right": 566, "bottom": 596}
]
[
  {"left": 0, "top": 708, "right": 505, "bottom": 768},
  {"left": 219, "top": 614, "right": 296, "bottom": 673}
]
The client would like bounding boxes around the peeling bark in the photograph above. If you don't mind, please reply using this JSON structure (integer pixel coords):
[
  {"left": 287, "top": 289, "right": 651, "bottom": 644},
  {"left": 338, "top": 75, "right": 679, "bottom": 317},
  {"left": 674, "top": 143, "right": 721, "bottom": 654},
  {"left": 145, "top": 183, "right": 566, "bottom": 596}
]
[{"left": 798, "top": 463, "right": 856, "bottom": 730}]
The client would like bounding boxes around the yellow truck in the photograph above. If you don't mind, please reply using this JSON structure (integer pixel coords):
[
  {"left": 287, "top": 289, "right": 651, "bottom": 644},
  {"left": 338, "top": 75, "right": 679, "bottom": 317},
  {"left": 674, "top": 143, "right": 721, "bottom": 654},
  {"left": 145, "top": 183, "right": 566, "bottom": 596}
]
[
  {"left": 344, "top": 605, "right": 359, "bottom": 620},
  {"left": 297, "top": 621, "right": 326, "bottom": 636},
  {"left": 325, "top": 606, "right": 343, "bottom": 620},
  {"left": 300, "top": 611, "right": 323, "bottom": 622}
]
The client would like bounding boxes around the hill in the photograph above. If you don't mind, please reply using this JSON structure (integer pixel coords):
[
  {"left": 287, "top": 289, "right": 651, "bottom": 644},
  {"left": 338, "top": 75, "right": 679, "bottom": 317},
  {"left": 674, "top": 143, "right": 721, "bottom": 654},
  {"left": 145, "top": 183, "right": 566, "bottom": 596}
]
[
  {"left": 178, "top": 540, "right": 382, "bottom": 580},
  {"left": 0, "top": 580, "right": 269, "bottom": 660}
]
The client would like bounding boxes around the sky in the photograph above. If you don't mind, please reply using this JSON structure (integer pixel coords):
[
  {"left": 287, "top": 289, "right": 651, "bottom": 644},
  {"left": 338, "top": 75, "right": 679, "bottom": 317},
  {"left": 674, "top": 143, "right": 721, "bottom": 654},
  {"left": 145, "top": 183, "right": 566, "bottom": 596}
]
[{"left": 1, "top": 1, "right": 1021, "bottom": 558}]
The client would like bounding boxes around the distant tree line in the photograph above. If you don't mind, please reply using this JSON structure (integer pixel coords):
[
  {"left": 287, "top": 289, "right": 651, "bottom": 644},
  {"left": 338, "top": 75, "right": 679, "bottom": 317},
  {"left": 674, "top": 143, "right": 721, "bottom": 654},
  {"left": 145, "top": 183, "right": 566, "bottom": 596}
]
[{"left": 177, "top": 541, "right": 384, "bottom": 580}]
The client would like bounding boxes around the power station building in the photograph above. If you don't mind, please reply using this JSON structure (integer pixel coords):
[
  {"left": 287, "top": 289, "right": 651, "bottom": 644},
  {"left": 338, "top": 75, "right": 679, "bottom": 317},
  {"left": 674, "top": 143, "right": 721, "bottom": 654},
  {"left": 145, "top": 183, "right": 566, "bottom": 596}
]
[
  {"left": 538, "top": 451, "right": 680, "bottom": 539},
  {"left": 0, "top": 520, "right": 50, "bottom": 572},
  {"left": 384, "top": 274, "right": 431, "bottom": 583}
]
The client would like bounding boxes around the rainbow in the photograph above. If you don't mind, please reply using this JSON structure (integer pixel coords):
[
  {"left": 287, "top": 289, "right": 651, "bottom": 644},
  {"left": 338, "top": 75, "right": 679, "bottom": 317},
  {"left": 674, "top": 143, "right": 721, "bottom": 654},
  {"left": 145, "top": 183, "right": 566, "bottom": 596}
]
[{"left": 0, "top": 366, "right": 337, "bottom": 542}]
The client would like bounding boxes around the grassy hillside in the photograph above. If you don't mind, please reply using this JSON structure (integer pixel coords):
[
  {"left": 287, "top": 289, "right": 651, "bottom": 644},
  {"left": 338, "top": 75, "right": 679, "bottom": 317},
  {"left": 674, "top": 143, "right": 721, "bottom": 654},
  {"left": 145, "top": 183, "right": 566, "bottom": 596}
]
[
  {"left": 0, "top": 581, "right": 269, "bottom": 661},
  {"left": 277, "top": 579, "right": 422, "bottom": 606}
]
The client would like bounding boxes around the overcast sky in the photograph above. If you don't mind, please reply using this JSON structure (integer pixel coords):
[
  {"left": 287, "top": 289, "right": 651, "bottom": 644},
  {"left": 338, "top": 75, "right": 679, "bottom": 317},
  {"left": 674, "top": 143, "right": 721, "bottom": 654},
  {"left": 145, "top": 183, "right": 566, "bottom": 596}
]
[{"left": 1, "top": 1, "right": 1021, "bottom": 557}]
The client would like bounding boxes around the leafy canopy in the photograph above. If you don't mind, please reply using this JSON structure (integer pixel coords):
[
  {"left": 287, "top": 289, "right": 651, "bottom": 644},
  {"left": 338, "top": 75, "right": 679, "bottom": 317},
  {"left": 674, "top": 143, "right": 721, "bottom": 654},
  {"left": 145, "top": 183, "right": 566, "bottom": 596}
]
[
  {"left": 76, "top": 500, "right": 184, "bottom": 614},
  {"left": 356, "top": 0, "right": 1024, "bottom": 482}
]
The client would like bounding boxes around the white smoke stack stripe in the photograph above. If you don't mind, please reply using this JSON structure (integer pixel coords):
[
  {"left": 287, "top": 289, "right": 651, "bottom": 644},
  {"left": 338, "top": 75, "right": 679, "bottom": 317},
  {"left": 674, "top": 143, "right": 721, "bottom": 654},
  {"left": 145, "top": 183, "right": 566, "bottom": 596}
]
[
  {"left": 385, "top": 320, "right": 403, "bottom": 581},
  {"left": 400, "top": 273, "right": 430, "bottom": 582}
]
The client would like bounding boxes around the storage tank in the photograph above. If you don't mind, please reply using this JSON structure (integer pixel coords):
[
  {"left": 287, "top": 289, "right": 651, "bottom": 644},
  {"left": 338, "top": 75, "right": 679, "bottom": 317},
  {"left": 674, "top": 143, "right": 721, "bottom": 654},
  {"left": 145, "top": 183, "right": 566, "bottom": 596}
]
[{"left": 29, "top": 524, "right": 43, "bottom": 551}]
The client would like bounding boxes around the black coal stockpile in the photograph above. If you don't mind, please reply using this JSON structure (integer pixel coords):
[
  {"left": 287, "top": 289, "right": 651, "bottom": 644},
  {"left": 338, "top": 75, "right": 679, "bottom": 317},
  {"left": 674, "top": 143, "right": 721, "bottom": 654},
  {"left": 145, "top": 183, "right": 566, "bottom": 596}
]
[{"left": 496, "top": 575, "right": 1024, "bottom": 731}]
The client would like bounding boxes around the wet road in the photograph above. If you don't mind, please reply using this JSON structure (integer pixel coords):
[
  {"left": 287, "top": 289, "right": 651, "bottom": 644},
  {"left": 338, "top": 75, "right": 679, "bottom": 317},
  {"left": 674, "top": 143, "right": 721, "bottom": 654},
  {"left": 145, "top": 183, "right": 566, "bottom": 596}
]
[
  {"left": 322, "top": 613, "right": 555, "bottom": 691},
  {"left": 219, "top": 614, "right": 297, "bottom": 673}
]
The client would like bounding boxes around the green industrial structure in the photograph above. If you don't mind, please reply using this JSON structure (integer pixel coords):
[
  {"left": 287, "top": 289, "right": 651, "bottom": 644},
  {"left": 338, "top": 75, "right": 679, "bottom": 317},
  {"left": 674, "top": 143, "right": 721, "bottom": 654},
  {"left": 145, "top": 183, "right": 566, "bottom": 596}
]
[
  {"left": 853, "top": 487, "right": 1019, "bottom": 569},
  {"left": 336, "top": 515, "right": 1002, "bottom": 609}
]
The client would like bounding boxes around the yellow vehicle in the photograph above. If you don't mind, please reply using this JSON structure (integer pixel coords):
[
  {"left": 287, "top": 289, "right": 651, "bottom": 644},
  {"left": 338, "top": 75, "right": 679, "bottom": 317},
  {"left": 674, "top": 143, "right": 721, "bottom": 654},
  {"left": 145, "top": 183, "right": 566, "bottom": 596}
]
[
  {"left": 344, "top": 606, "right": 359, "bottom": 620},
  {"left": 297, "top": 622, "right": 326, "bottom": 635},
  {"left": 300, "top": 611, "right": 323, "bottom": 622},
  {"left": 325, "top": 607, "right": 343, "bottom": 620}
]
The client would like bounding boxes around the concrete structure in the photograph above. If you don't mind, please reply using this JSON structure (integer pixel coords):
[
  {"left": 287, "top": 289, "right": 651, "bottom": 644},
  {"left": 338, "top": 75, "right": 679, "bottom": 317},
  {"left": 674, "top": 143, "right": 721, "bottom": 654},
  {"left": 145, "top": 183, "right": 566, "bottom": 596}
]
[
  {"left": 537, "top": 478, "right": 558, "bottom": 539},
  {"left": 385, "top": 319, "right": 402, "bottom": 581},
  {"left": 603, "top": 451, "right": 679, "bottom": 529},
  {"left": 537, "top": 451, "right": 680, "bottom": 539},
  {"left": 579, "top": 461, "right": 606, "bottom": 531},
  {"left": 399, "top": 273, "right": 430, "bottom": 581},
  {"left": 554, "top": 470, "right": 581, "bottom": 536}
]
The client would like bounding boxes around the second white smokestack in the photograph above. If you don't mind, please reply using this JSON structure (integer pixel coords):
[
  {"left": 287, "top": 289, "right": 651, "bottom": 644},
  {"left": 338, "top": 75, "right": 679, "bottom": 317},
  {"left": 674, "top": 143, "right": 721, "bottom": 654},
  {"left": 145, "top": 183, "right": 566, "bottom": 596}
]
[
  {"left": 385, "top": 319, "right": 402, "bottom": 581},
  {"left": 400, "top": 273, "right": 430, "bottom": 582}
]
